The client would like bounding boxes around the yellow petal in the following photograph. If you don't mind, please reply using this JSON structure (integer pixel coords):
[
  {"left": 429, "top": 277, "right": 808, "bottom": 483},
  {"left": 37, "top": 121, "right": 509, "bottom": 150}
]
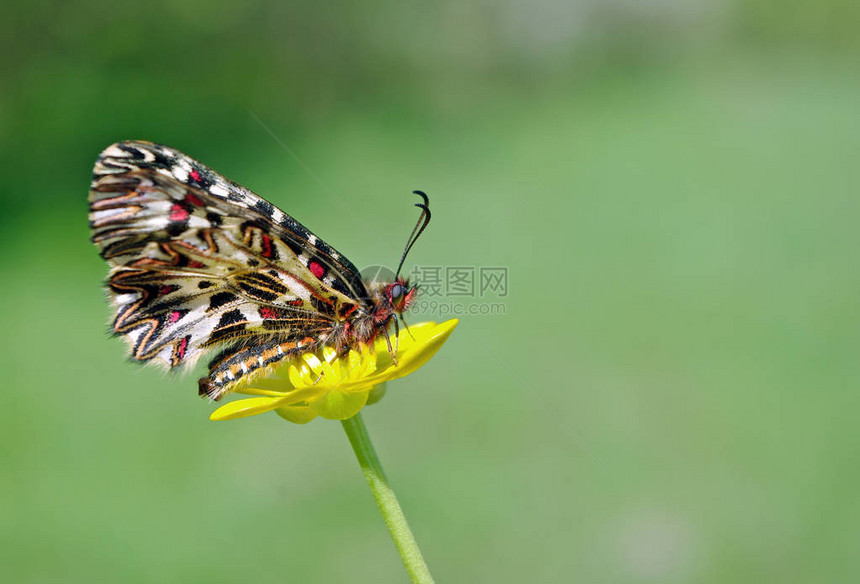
[
  {"left": 233, "top": 386, "right": 292, "bottom": 397},
  {"left": 275, "top": 404, "right": 320, "bottom": 424},
  {"left": 302, "top": 353, "right": 324, "bottom": 375},
  {"left": 210, "top": 396, "right": 286, "bottom": 421},
  {"left": 366, "top": 382, "right": 387, "bottom": 405},
  {"left": 318, "top": 387, "right": 370, "bottom": 420},
  {"left": 368, "top": 319, "right": 459, "bottom": 384},
  {"left": 287, "top": 364, "right": 304, "bottom": 388},
  {"left": 390, "top": 318, "right": 458, "bottom": 380},
  {"left": 210, "top": 386, "right": 324, "bottom": 421}
]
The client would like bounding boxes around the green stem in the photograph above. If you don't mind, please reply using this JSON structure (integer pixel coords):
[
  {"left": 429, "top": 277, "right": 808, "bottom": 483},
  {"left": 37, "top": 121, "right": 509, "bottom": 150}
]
[{"left": 341, "top": 413, "right": 435, "bottom": 584}]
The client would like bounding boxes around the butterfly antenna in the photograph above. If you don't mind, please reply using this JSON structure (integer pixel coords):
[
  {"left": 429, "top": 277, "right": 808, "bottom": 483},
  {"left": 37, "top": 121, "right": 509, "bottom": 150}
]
[{"left": 394, "top": 190, "right": 431, "bottom": 280}]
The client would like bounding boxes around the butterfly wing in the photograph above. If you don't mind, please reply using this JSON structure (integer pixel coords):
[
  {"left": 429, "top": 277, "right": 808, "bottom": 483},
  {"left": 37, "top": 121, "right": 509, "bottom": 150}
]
[
  {"left": 91, "top": 141, "right": 369, "bottom": 300},
  {"left": 89, "top": 141, "right": 371, "bottom": 398}
]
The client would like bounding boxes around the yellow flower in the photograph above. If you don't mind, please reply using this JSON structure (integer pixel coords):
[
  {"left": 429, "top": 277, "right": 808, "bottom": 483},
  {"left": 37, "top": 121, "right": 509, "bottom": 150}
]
[{"left": 210, "top": 319, "right": 459, "bottom": 423}]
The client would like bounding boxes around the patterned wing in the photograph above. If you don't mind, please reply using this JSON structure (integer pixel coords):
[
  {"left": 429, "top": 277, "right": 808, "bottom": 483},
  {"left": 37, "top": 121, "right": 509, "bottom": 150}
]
[{"left": 89, "top": 140, "right": 371, "bottom": 398}]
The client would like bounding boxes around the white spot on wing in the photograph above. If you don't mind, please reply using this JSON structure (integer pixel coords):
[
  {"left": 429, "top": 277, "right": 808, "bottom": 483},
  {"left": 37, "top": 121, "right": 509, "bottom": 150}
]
[
  {"left": 125, "top": 327, "right": 143, "bottom": 346},
  {"left": 172, "top": 166, "right": 189, "bottom": 182},
  {"left": 187, "top": 216, "right": 210, "bottom": 228},
  {"left": 103, "top": 144, "right": 127, "bottom": 158},
  {"left": 114, "top": 293, "right": 137, "bottom": 305}
]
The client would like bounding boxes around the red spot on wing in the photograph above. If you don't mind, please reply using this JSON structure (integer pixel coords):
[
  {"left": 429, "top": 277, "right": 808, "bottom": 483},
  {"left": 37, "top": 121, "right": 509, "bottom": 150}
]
[
  {"left": 260, "top": 307, "right": 276, "bottom": 319},
  {"left": 169, "top": 203, "right": 189, "bottom": 222},
  {"left": 176, "top": 336, "right": 189, "bottom": 360},
  {"left": 261, "top": 305, "right": 301, "bottom": 319},
  {"left": 189, "top": 169, "right": 201, "bottom": 182},
  {"left": 309, "top": 261, "right": 325, "bottom": 279},
  {"left": 169, "top": 310, "right": 182, "bottom": 323},
  {"left": 187, "top": 260, "right": 205, "bottom": 268},
  {"left": 185, "top": 193, "right": 204, "bottom": 207},
  {"left": 287, "top": 299, "right": 304, "bottom": 307},
  {"left": 158, "top": 285, "right": 176, "bottom": 297},
  {"left": 261, "top": 234, "right": 272, "bottom": 258}
]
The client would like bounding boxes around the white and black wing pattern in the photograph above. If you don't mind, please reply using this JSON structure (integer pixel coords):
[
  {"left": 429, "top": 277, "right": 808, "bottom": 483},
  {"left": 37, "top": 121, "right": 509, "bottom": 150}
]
[
  {"left": 90, "top": 140, "right": 370, "bottom": 302},
  {"left": 88, "top": 141, "right": 373, "bottom": 398}
]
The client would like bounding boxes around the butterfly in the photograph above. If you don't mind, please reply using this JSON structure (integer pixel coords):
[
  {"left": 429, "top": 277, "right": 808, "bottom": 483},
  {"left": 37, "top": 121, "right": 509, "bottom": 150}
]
[{"left": 89, "top": 141, "right": 430, "bottom": 400}]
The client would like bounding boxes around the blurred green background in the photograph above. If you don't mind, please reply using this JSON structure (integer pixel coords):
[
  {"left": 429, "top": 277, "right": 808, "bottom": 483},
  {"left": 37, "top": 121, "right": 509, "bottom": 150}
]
[{"left": 1, "top": 1, "right": 858, "bottom": 582}]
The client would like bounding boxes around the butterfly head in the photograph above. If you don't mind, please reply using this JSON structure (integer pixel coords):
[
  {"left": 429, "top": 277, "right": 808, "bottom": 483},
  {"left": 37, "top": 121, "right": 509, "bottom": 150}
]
[{"left": 386, "top": 277, "right": 418, "bottom": 315}]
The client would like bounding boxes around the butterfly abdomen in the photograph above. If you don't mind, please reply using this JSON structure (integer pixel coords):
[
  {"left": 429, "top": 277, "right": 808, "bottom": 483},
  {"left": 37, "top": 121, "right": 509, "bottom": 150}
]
[{"left": 199, "top": 334, "right": 326, "bottom": 400}]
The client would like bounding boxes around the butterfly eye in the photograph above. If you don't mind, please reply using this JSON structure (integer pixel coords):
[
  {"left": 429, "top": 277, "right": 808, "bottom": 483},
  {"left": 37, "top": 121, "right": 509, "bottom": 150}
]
[{"left": 390, "top": 284, "right": 404, "bottom": 299}]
